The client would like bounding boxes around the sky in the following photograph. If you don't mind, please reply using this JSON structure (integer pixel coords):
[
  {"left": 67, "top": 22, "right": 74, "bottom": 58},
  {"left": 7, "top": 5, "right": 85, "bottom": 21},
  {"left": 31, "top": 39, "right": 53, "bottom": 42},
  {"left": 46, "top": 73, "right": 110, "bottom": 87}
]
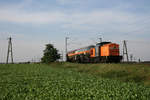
[{"left": 0, "top": 0, "right": 150, "bottom": 62}]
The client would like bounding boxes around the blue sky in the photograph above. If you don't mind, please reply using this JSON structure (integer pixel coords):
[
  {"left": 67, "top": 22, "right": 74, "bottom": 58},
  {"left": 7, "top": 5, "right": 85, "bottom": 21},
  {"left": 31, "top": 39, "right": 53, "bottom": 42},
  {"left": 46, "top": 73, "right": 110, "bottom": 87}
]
[{"left": 0, "top": 0, "right": 150, "bottom": 62}]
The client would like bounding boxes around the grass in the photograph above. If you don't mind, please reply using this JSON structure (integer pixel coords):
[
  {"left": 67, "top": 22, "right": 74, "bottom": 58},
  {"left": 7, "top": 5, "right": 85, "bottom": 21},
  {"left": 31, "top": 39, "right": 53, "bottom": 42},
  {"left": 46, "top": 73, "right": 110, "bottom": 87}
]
[
  {"left": 55, "top": 62, "right": 150, "bottom": 85},
  {"left": 0, "top": 63, "right": 150, "bottom": 100}
]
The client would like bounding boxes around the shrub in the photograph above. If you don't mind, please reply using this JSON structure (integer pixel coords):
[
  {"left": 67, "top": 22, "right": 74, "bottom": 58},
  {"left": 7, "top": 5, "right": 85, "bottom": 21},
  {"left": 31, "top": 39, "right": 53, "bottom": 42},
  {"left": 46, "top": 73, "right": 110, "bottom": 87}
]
[{"left": 41, "top": 44, "right": 60, "bottom": 63}]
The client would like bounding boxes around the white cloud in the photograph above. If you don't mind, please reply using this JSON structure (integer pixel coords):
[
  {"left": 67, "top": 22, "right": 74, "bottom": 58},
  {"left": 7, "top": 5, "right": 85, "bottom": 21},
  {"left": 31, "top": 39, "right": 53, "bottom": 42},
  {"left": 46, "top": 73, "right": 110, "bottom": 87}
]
[
  {"left": 0, "top": 9, "right": 66, "bottom": 24},
  {"left": 1, "top": 7, "right": 149, "bottom": 35},
  {"left": 0, "top": 5, "right": 149, "bottom": 32}
]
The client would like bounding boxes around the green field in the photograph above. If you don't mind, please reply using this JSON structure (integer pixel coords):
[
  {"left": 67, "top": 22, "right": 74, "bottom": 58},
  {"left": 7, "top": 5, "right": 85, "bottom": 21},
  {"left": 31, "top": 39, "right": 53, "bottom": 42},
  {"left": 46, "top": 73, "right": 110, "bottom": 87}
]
[
  {"left": 60, "top": 63, "right": 150, "bottom": 85},
  {"left": 0, "top": 63, "right": 150, "bottom": 100}
]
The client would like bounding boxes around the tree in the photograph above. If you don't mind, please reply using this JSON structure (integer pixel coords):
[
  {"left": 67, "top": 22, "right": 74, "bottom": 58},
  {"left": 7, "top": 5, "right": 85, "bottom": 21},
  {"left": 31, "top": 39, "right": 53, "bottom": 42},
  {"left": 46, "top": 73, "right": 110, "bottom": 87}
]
[{"left": 41, "top": 44, "right": 60, "bottom": 63}]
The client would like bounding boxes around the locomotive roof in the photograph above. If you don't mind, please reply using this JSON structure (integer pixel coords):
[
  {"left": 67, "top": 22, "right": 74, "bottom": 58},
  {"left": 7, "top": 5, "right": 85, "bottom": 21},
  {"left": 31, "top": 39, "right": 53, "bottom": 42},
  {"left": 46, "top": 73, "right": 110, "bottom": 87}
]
[
  {"left": 68, "top": 45, "right": 95, "bottom": 53},
  {"left": 68, "top": 42, "right": 112, "bottom": 54},
  {"left": 96, "top": 42, "right": 111, "bottom": 46},
  {"left": 78, "top": 45, "right": 95, "bottom": 50}
]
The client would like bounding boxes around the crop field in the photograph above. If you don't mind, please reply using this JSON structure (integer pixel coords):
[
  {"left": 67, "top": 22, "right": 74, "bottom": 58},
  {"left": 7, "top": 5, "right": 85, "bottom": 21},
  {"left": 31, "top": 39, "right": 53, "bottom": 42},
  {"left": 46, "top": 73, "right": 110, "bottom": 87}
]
[{"left": 0, "top": 63, "right": 150, "bottom": 100}]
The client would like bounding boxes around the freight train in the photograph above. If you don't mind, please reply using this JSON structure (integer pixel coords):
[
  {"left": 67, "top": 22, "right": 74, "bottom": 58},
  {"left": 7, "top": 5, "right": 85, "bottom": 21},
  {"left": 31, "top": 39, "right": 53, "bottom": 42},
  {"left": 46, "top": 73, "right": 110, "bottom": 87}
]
[{"left": 67, "top": 42, "right": 122, "bottom": 63}]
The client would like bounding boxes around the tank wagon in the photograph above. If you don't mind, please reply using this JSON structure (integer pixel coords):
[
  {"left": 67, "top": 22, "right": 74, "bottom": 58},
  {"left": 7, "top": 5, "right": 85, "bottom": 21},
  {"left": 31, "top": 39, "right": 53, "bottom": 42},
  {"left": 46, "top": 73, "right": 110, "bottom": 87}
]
[{"left": 67, "top": 42, "right": 122, "bottom": 63}]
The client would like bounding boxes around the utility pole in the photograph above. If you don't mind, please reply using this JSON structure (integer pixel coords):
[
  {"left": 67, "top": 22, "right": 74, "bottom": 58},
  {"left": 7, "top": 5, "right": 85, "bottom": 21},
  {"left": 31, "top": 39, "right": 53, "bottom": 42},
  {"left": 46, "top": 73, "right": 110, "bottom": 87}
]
[
  {"left": 65, "top": 37, "right": 69, "bottom": 61},
  {"left": 61, "top": 50, "right": 64, "bottom": 62},
  {"left": 6, "top": 37, "right": 14, "bottom": 64},
  {"left": 98, "top": 34, "right": 102, "bottom": 43},
  {"left": 130, "top": 54, "right": 133, "bottom": 62},
  {"left": 99, "top": 38, "right": 102, "bottom": 43},
  {"left": 123, "top": 40, "right": 129, "bottom": 62}
]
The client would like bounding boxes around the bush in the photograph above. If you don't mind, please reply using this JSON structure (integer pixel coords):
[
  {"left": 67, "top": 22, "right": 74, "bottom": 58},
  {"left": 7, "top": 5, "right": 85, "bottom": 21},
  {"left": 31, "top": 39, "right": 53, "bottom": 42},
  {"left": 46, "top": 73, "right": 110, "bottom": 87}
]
[{"left": 41, "top": 44, "right": 60, "bottom": 63}]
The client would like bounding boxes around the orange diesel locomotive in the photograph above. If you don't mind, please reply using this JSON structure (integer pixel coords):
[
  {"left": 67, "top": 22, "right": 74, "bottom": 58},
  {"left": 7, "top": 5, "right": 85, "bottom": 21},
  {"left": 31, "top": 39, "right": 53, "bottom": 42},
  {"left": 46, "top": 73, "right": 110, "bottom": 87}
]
[{"left": 67, "top": 42, "right": 122, "bottom": 63}]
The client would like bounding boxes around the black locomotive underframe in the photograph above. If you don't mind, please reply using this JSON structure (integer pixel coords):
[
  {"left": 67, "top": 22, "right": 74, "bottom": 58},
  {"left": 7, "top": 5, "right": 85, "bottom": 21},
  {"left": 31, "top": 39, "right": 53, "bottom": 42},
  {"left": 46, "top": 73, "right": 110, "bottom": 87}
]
[{"left": 67, "top": 55, "right": 122, "bottom": 63}]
